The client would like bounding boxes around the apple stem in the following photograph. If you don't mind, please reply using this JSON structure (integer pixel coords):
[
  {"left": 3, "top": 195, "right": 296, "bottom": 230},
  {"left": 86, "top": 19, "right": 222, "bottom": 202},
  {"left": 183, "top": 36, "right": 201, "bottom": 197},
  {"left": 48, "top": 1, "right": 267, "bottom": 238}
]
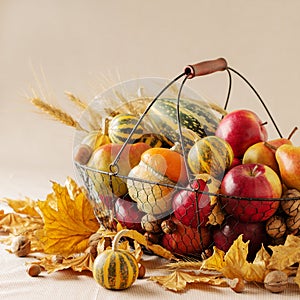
[
  {"left": 260, "top": 121, "right": 268, "bottom": 127},
  {"left": 287, "top": 126, "right": 298, "bottom": 140}
]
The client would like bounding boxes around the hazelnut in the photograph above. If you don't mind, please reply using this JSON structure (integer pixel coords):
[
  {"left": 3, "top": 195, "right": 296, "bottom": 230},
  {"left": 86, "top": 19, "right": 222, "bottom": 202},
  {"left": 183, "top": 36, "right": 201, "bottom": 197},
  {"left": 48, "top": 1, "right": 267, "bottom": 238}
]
[
  {"left": 161, "top": 219, "right": 177, "bottom": 234},
  {"left": 26, "top": 264, "right": 41, "bottom": 277},
  {"left": 85, "top": 245, "right": 98, "bottom": 258},
  {"left": 138, "top": 263, "right": 146, "bottom": 279},
  {"left": 11, "top": 235, "right": 31, "bottom": 257},
  {"left": 227, "top": 277, "right": 245, "bottom": 293},
  {"left": 51, "top": 254, "right": 64, "bottom": 264},
  {"left": 264, "top": 270, "right": 288, "bottom": 293},
  {"left": 144, "top": 232, "right": 161, "bottom": 244}
]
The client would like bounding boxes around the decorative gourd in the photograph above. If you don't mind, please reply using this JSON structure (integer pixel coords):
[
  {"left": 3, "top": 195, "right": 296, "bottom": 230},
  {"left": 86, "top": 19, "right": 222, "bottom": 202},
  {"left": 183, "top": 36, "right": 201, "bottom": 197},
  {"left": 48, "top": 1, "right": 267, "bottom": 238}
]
[
  {"left": 127, "top": 143, "right": 188, "bottom": 215},
  {"left": 138, "top": 133, "right": 170, "bottom": 148},
  {"left": 147, "top": 98, "right": 221, "bottom": 149},
  {"left": 93, "top": 229, "right": 139, "bottom": 290},
  {"left": 188, "top": 136, "right": 234, "bottom": 180},
  {"left": 81, "top": 118, "right": 111, "bottom": 150},
  {"left": 108, "top": 114, "right": 144, "bottom": 144},
  {"left": 87, "top": 142, "right": 151, "bottom": 197}
]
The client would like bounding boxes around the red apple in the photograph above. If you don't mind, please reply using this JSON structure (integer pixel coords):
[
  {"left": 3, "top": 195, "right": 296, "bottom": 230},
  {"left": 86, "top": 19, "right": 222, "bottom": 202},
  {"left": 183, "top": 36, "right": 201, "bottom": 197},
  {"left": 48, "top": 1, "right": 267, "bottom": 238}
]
[
  {"left": 161, "top": 216, "right": 212, "bottom": 256},
  {"left": 229, "top": 157, "right": 242, "bottom": 170},
  {"left": 215, "top": 109, "right": 268, "bottom": 158},
  {"left": 243, "top": 138, "right": 292, "bottom": 175},
  {"left": 115, "top": 197, "right": 145, "bottom": 231},
  {"left": 220, "top": 163, "right": 282, "bottom": 222},
  {"left": 212, "top": 216, "right": 267, "bottom": 261},
  {"left": 172, "top": 179, "right": 212, "bottom": 228},
  {"left": 276, "top": 144, "right": 300, "bottom": 190}
]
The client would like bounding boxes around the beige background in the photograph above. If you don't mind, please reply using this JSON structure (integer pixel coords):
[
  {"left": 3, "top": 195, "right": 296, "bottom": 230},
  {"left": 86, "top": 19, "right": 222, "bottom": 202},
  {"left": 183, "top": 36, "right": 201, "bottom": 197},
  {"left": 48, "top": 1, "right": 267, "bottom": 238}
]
[{"left": 1, "top": 0, "right": 300, "bottom": 200}]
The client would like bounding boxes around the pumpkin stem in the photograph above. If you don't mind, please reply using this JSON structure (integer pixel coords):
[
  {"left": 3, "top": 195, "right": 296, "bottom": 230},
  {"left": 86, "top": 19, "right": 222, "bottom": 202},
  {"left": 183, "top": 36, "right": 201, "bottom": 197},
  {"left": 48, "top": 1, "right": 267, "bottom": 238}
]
[
  {"left": 102, "top": 117, "right": 110, "bottom": 135},
  {"left": 112, "top": 229, "right": 130, "bottom": 251},
  {"left": 170, "top": 142, "right": 183, "bottom": 155}
]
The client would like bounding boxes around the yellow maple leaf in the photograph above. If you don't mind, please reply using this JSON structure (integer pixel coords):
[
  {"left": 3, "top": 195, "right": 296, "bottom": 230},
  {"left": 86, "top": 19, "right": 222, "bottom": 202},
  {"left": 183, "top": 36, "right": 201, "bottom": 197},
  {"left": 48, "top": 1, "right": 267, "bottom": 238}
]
[
  {"left": 150, "top": 270, "right": 228, "bottom": 292},
  {"left": 31, "top": 252, "right": 95, "bottom": 273},
  {"left": 268, "top": 235, "right": 300, "bottom": 270},
  {"left": 37, "top": 178, "right": 100, "bottom": 256},
  {"left": 202, "top": 235, "right": 269, "bottom": 283},
  {"left": 3, "top": 197, "right": 41, "bottom": 217},
  {"left": 268, "top": 234, "right": 300, "bottom": 288}
]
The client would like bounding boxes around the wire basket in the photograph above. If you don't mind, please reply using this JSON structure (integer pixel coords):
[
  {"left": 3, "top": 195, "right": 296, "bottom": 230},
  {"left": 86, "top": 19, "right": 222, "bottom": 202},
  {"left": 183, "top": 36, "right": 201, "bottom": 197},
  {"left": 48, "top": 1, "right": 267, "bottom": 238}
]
[{"left": 74, "top": 58, "right": 300, "bottom": 261}]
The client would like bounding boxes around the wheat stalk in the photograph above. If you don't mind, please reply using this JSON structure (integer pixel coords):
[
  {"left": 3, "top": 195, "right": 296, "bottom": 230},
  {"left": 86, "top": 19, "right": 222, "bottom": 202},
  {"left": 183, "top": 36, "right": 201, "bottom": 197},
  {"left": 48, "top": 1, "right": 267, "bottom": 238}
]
[
  {"left": 64, "top": 91, "right": 88, "bottom": 110},
  {"left": 31, "top": 97, "right": 86, "bottom": 131}
]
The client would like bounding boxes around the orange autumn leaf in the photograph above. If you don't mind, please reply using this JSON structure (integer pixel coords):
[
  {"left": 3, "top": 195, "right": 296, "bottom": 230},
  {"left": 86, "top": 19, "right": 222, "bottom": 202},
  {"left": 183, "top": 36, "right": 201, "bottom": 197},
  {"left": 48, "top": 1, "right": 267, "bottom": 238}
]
[{"left": 37, "top": 178, "right": 100, "bottom": 256}]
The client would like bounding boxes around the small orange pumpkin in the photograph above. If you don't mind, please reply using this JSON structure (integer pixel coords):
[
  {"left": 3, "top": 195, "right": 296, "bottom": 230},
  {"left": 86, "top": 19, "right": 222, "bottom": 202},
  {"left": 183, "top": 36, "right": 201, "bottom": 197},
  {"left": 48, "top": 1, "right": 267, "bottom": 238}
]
[{"left": 127, "top": 143, "right": 188, "bottom": 215}]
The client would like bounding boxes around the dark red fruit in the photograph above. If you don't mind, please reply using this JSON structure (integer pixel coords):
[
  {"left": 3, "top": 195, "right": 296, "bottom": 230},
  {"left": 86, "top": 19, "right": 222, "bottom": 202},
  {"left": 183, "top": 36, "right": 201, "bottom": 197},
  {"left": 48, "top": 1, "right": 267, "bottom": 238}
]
[
  {"left": 172, "top": 179, "right": 211, "bottom": 228},
  {"left": 161, "top": 216, "right": 212, "bottom": 256},
  {"left": 115, "top": 197, "right": 145, "bottom": 231},
  {"left": 98, "top": 194, "right": 115, "bottom": 210},
  {"left": 212, "top": 216, "right": 267, "bottom": 261}
]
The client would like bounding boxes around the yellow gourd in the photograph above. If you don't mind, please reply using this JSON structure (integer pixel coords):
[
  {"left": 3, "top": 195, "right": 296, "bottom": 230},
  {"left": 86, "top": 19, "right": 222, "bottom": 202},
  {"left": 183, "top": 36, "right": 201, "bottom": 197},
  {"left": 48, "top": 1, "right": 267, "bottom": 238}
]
[
  {"left": 93, "top": 229, "right": 139, "bottom": 290},
  {"left": 81, "top": 118, "right": 111, "bottom": 150}
]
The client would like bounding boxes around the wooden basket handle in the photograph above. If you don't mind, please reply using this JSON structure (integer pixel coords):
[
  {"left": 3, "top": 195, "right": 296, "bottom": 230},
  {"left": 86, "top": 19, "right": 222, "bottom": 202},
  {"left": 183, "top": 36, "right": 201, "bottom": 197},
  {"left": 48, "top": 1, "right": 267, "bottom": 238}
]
[{"left": 184, "top": 57, "right": 228, "bottom": 78}]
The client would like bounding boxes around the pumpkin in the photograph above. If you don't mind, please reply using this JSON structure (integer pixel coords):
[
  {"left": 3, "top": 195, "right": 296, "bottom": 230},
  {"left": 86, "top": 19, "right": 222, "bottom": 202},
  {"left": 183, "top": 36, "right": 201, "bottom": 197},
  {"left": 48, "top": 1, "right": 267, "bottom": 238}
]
[
  {"left": 93, "top": 229, "right": 139, "bottom": 290},
  {"left": 127, "top": 143, "right": 188, "bottom": 215},
  {"left": 81, "top": 118, "right": 111, "bottom": 150},
  {"left": 147, "top": 98, "right": 221, "bottom": 149},
  {"left": 108, "top": 114, "right": 144, "bottom": 144},
  {"left": 188, "top": 136, "right": 234, "bottom": 180}
]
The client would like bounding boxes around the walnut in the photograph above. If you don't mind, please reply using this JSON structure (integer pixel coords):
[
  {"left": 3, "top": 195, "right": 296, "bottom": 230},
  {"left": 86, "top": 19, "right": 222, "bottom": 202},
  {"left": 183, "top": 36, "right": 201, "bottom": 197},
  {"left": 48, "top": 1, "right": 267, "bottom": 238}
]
[
  {"left": 264, "top": 270, "right": 288, "bottom": 293},
  {"left": 266, "top": 215, "right": 286, "bottom": 239},
  {"left": 281, "top": 189, "right": 300, "bottom": 217},
  {"left": 286, "top": 211, "right": 300, "bottom": 234},
  {"left": 11, "top": 235, "right": 31, "bottom": 257}
]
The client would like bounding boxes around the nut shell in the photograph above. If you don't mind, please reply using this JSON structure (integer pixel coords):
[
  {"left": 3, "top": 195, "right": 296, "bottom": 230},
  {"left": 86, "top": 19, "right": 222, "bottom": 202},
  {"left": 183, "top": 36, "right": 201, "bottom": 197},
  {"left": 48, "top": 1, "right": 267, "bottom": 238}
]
[
  {"left": 26, "top": 264, "right": 41, "bottom": 277},
  {"left": 264, "top": 270, "right": 288, "bottom": 293},
  {"left": 11, "top": 235, "right": 31, "bottom": 257},
  {"left": 266, "top": 215, "right": 286, "bottom": 239}
]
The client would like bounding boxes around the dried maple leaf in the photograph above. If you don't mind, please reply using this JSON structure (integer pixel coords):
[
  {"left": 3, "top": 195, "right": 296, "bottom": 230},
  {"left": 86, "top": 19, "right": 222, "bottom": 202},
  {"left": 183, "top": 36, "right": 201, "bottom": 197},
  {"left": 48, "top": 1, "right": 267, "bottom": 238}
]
[
  {"left": 150, "top": 270, "right": 228, "bottom": 292},
  {"left": 122, "top": 229, "right": 178, "bottom": 261},
  {"left": 202, "top": 235, "right": 269, "bottom": 283},
  {"left": 37, "top": 178, "right": 100, "bottom": 256},
  {"left": 3, "top": 197, "right": 41, "bottom": 217},
  {"left": 268, "top": 234, "right": 300, "bottom": 288},
  {"left": 32, "top": 252, "right": 95, "bottom": 273}
]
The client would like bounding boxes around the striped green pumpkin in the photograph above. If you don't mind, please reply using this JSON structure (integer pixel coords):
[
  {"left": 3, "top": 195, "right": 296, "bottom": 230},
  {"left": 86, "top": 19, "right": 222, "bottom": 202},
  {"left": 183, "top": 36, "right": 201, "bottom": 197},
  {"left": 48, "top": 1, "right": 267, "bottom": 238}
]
[
  {"left": 147, "top": 98, "right": 220, "bottom": 149},
  {"left": 108, "top": 114, "right": 144, "bottom": 144},
  {"left": 93, "top": 230, "right": 139, "bottom": 290},
  {"left": 188, "top": 136, "right": 234, "bottom": 180}
]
